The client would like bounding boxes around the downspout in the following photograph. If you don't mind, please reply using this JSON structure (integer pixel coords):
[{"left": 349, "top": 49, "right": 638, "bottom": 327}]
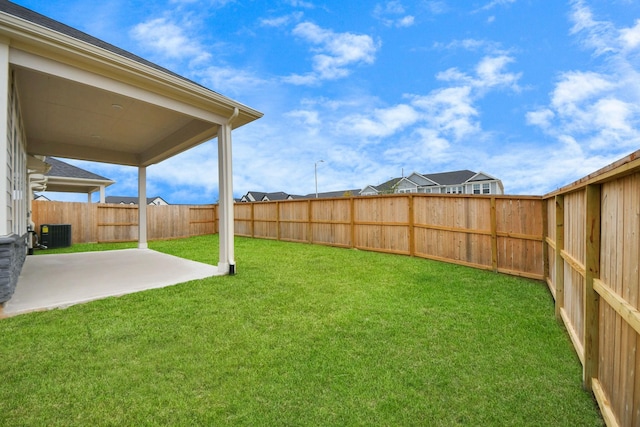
[
  {"left": 227, "top": 107, "right": 238, "bottom": 275},
  {"left": 218, "top": 107, "right": 238, "bottom": 275}
]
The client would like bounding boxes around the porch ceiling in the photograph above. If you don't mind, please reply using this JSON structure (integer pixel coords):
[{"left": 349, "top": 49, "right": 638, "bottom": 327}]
[{"left": 14, "top": 65, "right": 222, "bottom": 167}]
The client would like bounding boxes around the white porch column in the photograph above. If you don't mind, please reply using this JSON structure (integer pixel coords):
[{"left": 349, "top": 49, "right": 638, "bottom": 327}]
[
  {"left": 0, "top": 40, "right": 9, "bottom": 235},
  {"left": 87, "top": 193, "right": 92, "bottom": 204},
  {"left": 138, "top": 166, "right": 148, "bottom": 249},
  {"left": 217, "top": 108, "right": 238, "bottom": 275},
  {"left": 99, "top": 184, "right": 106, "bottom": 203}
]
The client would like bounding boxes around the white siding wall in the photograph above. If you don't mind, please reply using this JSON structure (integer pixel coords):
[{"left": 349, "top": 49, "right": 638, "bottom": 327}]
[{"left": 7, "top": 71, "right": 27, "bottom": 236}]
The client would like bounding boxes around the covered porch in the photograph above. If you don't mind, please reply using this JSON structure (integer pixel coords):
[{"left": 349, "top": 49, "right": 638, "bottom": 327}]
[{"left": 0, "top": 0, "right": 263, "bottom": 307}]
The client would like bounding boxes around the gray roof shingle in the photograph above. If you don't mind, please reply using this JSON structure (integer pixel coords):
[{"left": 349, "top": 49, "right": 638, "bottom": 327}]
[
  {"left": 421, "top": 170, "right": 476, "bottom": 186},
  {"left": 45, "top": 157, "right": 111, "bottom": 181}
]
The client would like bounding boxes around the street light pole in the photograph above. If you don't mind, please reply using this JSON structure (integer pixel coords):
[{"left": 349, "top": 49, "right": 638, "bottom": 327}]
[{"left": 315, "top": 160, "right": 324, "bottom": 198}]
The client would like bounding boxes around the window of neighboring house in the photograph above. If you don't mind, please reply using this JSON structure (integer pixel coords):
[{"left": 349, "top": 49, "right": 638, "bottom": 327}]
[
  {"left": 482, "top": 183, "right": 491, "bottom": 194},
  {"left": 445, "top": 186, "right": 463, "bottom": 194},
  {"left": 473, "top": 184, "right": 481, "bottom": 194},
  {"left": 398, "top": 188, "right": 416, "bottom": 193}
]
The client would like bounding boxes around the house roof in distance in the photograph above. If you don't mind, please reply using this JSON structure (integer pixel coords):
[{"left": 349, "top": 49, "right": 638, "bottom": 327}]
[
  {"left": 106, "top": 196, "right": 168, "bottom": 205},
  {"left": 421, "top": 170, "right": 476, "bottom": 186}
]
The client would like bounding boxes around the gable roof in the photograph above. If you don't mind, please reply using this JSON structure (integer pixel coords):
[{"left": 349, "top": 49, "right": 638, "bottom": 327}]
[
  {"left": 105, "top": 196, "right": 168, "bottom": 205},
  {"left": 373, "top": 177, "right": 403, "bottom": 193},
  {"left": 422, "top": 170, "right": 476, "bottom": 186},
  {"left": 45, "top": 157, "right": 110, "bottom": 181},
  {"left": 40, "top": 157, "right": 114, "bottom": 194},
  {"left": 303, "top": 189, "right": 361, "bottom": 199},
  {"left": 242, "top": 191, "right": 292, "bottom": 202}
]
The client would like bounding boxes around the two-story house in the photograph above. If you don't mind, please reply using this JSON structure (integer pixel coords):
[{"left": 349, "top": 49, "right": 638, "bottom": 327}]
[{"left": 361, "top": 170, "right": 504, "bottom": 196}]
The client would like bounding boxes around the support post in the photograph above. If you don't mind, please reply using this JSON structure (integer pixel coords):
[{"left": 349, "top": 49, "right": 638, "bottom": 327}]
[
  {"left": 584, "top": 184, "right": 601, "bottom": 390},
  {"left": 138, "top": 166, "right": 148, "bottom": 249},
  {"left": 217, "top": 108, "right": 238, "bottom": 275}
]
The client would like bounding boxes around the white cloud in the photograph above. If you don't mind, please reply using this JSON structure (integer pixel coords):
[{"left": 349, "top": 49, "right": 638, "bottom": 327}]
[
  {"left": 474, "top": 55, "right": 521, "bottom": 90},
  {"left": 260, "top": 12, "right": 304, "bottom": 28},
  {"left": 619, "top": 19, "right": 640, "bottom": 50},
  {"left": 284, "top": 22, "right": 379, "bottom": 84},
  {"left": 336, "top": 104, "right": 420, "bottom": 138},
  {"left": 526, "top": 1, "right": 640, "bottom": 167},
  {"left": 373, "top": 1, "right": 415, "bottom": 27},
  {"left": 526, "top": 109, "right": 554, "bottom": 129},
  {"left": 479, "top": 0, "right": 516, "bottom": 11},
  {"left": 285, "top": 0, "right": 315, "bottom": 8},
  {"left": 551, "top": 71, "right": 613, "bottom": 111},
  {"left": 130, "top": 17, "right": 211, "bottom": 63},
  {"left": 435, "top": 55, "right": 521, "bottom": 92},
  {"left": 569, "top": 0, "right": 616, "bottom": 56},
  {"left": 411, "top": 86, "right": 480, "bottom": 140},
  {"left": 196, "top": 65, "right": 267, "bottom": 95}
]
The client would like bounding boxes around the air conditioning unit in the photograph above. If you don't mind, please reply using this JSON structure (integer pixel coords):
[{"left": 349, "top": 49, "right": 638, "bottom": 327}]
[{"left": 40, "top": 224, "right": 72, "bottom": 248}]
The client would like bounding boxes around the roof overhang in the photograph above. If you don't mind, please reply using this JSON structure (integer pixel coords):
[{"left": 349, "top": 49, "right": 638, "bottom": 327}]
[
  {"left": 43, "top": 175, "right": 115, "bottom": 194},
  {"left": 0, "top": 9, "right": 263, "bottom": 167}
]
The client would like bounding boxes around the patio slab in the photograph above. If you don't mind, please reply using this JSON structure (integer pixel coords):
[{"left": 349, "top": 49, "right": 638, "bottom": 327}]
[{"left": 1, "top": 249, "right": 221, "bottom": 317}]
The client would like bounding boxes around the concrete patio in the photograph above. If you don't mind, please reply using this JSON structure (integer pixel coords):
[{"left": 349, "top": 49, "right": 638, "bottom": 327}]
[{"left": 1, "top": 249, "right": 221, "bottom": 317}]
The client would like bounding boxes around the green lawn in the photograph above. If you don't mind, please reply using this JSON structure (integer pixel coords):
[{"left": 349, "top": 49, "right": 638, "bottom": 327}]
[{"left": 1, "top": 235, "right": 602, "bottom": 426}]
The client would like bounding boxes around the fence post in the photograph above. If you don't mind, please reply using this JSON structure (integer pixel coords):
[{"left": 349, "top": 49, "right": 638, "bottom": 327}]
[
  {"left": 350, "top": 197, "right": 355, "bottom": 249},
  {"left": 308, "top": 199, "right": 313, "bottom": 244},
  {"left": 583, "top": 184, "right": 601, "bottom": 390},
  {"left": 276, "top": 201, "right": 281, "bottom": 241},
  {"left": 542, "top": 198, "right": 549, "bottom": 286},
  {"left": 490, "top": 197, "right": 498, "bottom": 272},
  {"left": 408, "top": 195, "right": 415, "bottom": 257},
  {"left": 250, "top": 203, "right": 254, "bottom": 238},
  {"left": 554, "top": 195, "right": 565, "bottom": 321}
]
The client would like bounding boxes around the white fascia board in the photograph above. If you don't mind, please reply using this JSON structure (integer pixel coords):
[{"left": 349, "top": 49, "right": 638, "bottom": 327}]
[
  {"left": 407, "top": 172, "right": 438, "bottom": 186},
  {"left": 466, "top": 171, "right": 499, "bottom": 183},
  {"left": 397, "top": 177, "right": 418, "bottom": 189}
]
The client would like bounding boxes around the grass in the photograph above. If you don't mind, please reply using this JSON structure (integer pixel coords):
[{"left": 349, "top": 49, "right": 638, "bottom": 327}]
[{"left": 1, "top": 235, "right": 602, "bottom": 426}]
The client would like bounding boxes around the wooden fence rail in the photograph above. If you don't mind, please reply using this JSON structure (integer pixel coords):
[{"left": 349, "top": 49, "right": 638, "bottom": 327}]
[
  {"left": 32, "top": 202, "right": 217, "bottom": 243},
  {"left": 235, "top": 194, "right": 545, "bottom": 280},
  {"left": 544, "top": 149, "right": 640, "bottom": 427}
]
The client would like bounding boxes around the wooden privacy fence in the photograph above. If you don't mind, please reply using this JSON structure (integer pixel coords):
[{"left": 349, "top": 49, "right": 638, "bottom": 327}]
[
  {"left": 32, "top": 201, "right": 217, "bottom": 243},
  {"left": 544, "top": 150, "right": 640, "bottom": 427},
  {"left": 235, "top": 194, "right": 545, "bottom": 280}
]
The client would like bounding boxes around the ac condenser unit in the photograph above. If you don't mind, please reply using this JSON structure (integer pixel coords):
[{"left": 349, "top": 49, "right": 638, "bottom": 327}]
[{"left": 40, "top": 224, "right": 72, "bottom": 248}]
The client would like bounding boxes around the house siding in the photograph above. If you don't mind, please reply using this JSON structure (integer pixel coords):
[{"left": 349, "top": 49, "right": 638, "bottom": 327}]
[{"left": 1, "top": 71, "right": 29, "bottom": 303}]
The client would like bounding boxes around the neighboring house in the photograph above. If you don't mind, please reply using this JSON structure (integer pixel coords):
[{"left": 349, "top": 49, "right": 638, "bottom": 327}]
[
  {"left": 361, "top": 170, "right": 504, "bottom": 196},
  {"left": 33, "top": 194, "right": 49, "bottom": 201},
  {"left": 240, "top": 189, "right": 363, "bottom": 201},
  {"left": 106, "top": 196, "right": 169, "bottom": 206},
  {"left": 0, "top": 1, "right": 262, "bottom": 304},
  {"left": 240, "top": 191, "right": 295, "bottom": 202},
  {"left": 41, "top": 157, "right": 114, "bottom": 202},
  {"left": 304, "top": 189, "right": 362, "bottom": 199}
]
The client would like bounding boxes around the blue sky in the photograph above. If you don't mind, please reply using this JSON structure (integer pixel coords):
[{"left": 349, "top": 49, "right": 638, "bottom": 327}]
[{"left": 17, "top": 0, "right": 640, "bottom": 203}]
